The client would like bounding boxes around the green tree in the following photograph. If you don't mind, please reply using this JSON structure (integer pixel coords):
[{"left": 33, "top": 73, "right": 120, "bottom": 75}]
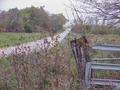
[
  {"left": 6, "top": 8, "right": 23, "bottom": 32},
  {"left": 0, "top": 6, "right": 67, "bottom": 33},
  {"left": 24, "top": 24, "right": 32, "bottom": 33},
  {"left": 20, "top": 6, "right": 49, "bottom": 32},
  {"left": 50, "top": 14, "right": 67, "bottom": 31}
]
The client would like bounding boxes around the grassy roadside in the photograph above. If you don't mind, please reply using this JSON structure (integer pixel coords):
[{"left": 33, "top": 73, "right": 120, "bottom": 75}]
[
  {"left": 68, "top": 32, "right": 120, "bottom": 44},
  {"left": 0, "top": 32, "right": 48, "bottom": 48},
  {"left": 0, "top": 32, "right": 120, "bottom": 90},
  {"left": 88, "top": 34, "right": 120, "bottom": 44},
  {"left": 66, "top": 32, "right": 120, "bottom": 58}
]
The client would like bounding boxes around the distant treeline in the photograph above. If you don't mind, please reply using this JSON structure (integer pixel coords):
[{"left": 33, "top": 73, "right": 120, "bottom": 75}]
[{"left": 0, "top": 6, "right": 68, "bottom": 33}]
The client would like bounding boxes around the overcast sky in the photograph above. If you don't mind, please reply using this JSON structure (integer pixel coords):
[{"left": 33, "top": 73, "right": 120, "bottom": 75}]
[{"left": 0, "top": 0, "right": 73, "bottom": 19}]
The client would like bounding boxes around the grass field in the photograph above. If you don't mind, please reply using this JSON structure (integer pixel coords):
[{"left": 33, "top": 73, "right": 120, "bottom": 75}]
[
  {"left": 66, "top": 32, "right": 120, "bottom": 58},
  {"left": 0, "top": 32, "right": 48, "bottom": 48},
  {"left": 88, "top": 34, "right": 120, "bottom": 44},
  {"left": 67, "top": 32, "right": 120, "bottom": 44}
]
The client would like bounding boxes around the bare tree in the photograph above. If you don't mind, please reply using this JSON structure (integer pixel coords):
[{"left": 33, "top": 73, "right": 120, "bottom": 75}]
[{"left": 74, "top": 0, "right": 120, "bottom": 26}]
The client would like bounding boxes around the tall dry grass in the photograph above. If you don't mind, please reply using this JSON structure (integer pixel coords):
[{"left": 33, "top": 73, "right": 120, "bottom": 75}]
[
  {"left": 0, "top": 36, "right": 80, "bottom": 90},
  {"left": 0, "top": 33, "right": 120, "bottom": 90}
]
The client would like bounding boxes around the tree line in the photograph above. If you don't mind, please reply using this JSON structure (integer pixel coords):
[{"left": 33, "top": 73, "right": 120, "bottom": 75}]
[{"left": 0, "top": 6, "right": 68, "bottom": 33}]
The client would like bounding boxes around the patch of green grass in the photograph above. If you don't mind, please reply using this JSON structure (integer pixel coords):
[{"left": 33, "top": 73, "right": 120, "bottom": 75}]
[
  {"left": 88, "top": 34, "right": 120, "bottom": 44},
  {"left": 0, "top": 57, "right": 18, "bottom": 90},
  {"left": 0, "top": 32, "right": 48, "bottom": 48},
  {"left": 69, "top": 32, "right": 120, "bottom": 44}
]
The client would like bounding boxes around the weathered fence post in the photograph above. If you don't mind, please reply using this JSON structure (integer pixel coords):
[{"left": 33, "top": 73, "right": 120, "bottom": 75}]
[{"left": 70, "top": 36, "right": 90, "bottom": 89}]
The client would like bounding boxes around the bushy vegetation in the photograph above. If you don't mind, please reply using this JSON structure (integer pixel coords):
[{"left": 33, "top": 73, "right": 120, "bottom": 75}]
[
  {"left": 24, "top": 24, "right": 32, "bottom": 33},
  {"left": 71, "top": 23, "right": 120, "bottom": 35},
  {"left": 0, "top": 6, "right": 67, "bottom": 33},
  {"left": 0, "top": 36, "right": 79, "bottom": 90},
  {"left": 0, "top": 32, "right": 120, "bottom": 90}
]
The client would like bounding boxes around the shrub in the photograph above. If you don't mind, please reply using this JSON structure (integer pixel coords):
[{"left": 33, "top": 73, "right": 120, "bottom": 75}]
[{"left": 24, "top": 24, "right": 32, "bottom": 33}]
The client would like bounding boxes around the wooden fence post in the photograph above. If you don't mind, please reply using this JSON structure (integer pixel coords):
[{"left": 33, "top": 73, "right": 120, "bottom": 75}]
[{"left": 70, "top": 36, "right": 90, "bottom": 89}]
